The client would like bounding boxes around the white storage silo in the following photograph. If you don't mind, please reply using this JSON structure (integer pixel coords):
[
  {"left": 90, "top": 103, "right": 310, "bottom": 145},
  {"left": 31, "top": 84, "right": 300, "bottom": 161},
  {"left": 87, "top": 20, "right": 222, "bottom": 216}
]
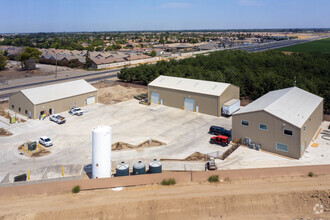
[{"left": 92, "top": 126, "right": 112, "bottom": 179}]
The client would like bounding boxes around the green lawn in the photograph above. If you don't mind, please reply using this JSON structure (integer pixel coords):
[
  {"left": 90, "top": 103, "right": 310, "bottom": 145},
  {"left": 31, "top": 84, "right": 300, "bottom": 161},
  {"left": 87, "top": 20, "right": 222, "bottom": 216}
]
[{"left": 275, "top": 38, "right": 330, "bottom": 53}]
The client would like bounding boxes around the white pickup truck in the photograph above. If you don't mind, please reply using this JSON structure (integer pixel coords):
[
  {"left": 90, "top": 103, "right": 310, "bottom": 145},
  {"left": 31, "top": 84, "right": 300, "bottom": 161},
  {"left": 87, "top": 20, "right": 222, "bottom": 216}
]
[
  {"left": 50, "top": 114, "right": 66, "bottom": 124},
  {"left": 69, "top": 107, "right": 83, "bottom": 116}
]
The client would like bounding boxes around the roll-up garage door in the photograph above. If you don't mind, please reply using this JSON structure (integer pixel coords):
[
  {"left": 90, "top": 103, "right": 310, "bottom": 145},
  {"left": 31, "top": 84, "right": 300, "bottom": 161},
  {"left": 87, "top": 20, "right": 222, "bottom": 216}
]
[
  {"left": 87, "top": 96, "right": 96, "bottom": 105},
  {"left": 184, "top": 98, "right": 195, "bottom": 111},
  {"left": 151, "top": 92, "right": 160, "bottom": 104}
]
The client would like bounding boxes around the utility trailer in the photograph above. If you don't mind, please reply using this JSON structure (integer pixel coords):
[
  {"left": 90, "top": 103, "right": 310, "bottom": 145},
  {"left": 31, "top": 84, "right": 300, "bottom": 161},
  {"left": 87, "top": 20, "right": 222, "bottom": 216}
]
[{"left": 222, "top": 99, "right": 240, "bottom": 116}]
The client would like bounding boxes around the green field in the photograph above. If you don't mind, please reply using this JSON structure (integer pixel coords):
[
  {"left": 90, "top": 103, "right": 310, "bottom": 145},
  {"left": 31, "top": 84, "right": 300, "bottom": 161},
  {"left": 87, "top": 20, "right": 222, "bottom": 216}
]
[{"left": 275, "top": 37, "right": 330, "bottom": 53}]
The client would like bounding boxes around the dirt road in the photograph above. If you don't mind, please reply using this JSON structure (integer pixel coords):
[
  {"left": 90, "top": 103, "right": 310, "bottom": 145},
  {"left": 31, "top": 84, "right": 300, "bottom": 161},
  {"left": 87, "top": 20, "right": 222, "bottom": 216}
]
[{"left": 0, "top": 175, "right": 329, "bottom": 220}]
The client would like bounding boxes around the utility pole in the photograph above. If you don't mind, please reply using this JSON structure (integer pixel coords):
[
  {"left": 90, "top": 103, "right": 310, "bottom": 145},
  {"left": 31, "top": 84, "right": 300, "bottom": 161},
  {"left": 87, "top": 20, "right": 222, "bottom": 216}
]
[{"left": 55, "top": 53, "right": 58, "bottom": 78}]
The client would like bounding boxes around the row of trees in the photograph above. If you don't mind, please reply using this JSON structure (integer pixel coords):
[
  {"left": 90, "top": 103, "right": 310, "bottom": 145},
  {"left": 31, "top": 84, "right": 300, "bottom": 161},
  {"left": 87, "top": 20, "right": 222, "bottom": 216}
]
[{"left": 118, "top": 50, "right": 330, "bottom": 113}]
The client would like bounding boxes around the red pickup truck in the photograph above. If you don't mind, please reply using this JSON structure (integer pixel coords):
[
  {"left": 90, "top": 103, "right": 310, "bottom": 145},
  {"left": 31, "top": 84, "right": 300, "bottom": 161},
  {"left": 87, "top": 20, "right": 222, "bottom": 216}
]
[{"left": 210, "top": 135, "right": 229, "bottom": 146}]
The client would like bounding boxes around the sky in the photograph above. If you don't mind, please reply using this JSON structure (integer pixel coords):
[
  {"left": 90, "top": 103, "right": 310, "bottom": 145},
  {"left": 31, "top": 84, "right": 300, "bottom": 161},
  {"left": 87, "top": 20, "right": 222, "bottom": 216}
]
[{"left": 0, "top": 0, "right": 329, "bottom": 33}]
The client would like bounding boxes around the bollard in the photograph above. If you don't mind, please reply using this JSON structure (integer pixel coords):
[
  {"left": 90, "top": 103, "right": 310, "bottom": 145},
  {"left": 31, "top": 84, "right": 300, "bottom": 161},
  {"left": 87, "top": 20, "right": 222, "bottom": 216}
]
[
  {"left": 29, "top": 150, "right": 31, "bottom": 155},
  {"left": 28, "top": 170, "right": 30, "bottom": 180},
  {"left": 62, "top": 166, "right": 64, "bottom": 177}
]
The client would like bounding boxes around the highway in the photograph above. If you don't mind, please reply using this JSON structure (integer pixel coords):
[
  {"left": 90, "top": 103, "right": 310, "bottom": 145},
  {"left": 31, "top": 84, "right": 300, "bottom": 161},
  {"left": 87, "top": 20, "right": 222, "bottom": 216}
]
[{"left": 0, "top": 68, "right": 119, "bottom": 99}]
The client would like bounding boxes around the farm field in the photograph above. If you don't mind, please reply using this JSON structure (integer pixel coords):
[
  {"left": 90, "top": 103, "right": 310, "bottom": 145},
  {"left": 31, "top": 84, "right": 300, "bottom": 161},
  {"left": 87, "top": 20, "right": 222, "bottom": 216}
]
[{"left": 275, "top": 37, "right": 330, "bottom": 53}]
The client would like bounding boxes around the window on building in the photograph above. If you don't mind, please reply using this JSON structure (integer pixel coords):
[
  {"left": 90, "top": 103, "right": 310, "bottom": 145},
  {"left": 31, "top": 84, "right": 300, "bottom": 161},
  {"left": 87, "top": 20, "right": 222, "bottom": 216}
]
[
  {"left": 11, "top": 105, "right": 14, "bottom": 109},
  {"left": 304, "top": 125, "right": 307, "bottom": 131},
  {"left": 259, "top": 124, "right": 268, "bottom": 131},
  {"left": 18, "top": 107, "right": 21, "bottom": 112},
  {"left": 25, "top": 110, "right": 28, "bottom": 114},
  {"left": 283, "top": 129, "right": 293, "bottom": 136},
  {"left": 241, "top": 120, "right": 249, "bottom": 127},
  {"left": 276, "top": 143, "right": 288, "bottom": 152}
]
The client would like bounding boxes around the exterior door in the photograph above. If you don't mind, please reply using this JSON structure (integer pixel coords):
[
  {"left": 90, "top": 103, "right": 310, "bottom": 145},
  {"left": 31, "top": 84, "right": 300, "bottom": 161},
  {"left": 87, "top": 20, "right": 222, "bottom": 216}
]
[
  {"left": 184, "top": 98, "right": 195, "bottom": 111},
  {"left": 151, "top": 92, "right": 160, "bottom": 104},
  {"left": 87, "top": 96, "right": 96, "bottom": 105}
]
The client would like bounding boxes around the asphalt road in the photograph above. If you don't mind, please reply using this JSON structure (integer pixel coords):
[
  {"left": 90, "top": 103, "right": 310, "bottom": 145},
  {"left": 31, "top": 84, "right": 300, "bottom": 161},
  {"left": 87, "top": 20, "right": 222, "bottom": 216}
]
[{"left": 0, "top": 68, "right": 119, "bottom": 99}]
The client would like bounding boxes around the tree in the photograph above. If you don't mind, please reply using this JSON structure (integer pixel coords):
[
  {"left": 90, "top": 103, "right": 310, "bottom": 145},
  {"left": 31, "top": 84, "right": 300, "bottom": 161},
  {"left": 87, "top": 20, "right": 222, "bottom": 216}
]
[
  {"left": 150, "top": 50, "right": 157, "bottom": 57},
  {"left": 84, "top": 51, "right": 92, "bottom": 69},
  {"left": 0, "top": 52, "right": 8, "bottom": 71},
  {"left": 18, "top": 47, "right": 41, "bottom": 70}
]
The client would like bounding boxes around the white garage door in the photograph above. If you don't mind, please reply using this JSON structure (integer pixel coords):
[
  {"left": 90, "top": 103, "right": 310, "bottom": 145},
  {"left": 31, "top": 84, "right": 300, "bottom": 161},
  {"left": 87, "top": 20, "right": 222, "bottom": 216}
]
[
  {"left": 184, "top": 98, "right": 195, "bottom": 112},
  {"left": 151, "top": 92, "right": 160, "bottom": 104},
  {"left": 86, "top": 96, "right": 96, "bottom": 105}
]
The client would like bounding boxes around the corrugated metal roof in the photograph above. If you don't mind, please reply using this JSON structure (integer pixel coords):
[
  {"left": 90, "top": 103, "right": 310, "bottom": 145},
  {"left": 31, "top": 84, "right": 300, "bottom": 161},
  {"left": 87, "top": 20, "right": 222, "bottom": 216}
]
[
  {"left": 149, "top": 75, "right": 231, "bottom": 96},
  {"left": 234, "top": 87, "right": 323, "bottom": 128},
  {"left": 21, "top": 79, "right": 97, "bottom": 105}
]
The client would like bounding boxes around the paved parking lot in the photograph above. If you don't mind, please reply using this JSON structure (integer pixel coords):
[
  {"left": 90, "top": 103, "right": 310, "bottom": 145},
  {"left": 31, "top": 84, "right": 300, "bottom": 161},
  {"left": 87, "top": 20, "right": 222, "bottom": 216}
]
[
  {"left": 0, "top": 99, "right": 329, "bottom": 180},
  {"left": 0, "top": 100, "right": 232, "bottom": 178}
]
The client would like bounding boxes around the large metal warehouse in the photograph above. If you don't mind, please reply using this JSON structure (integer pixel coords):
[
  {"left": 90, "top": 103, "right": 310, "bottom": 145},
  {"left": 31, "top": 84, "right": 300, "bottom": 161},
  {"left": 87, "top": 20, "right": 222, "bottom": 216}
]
[
  {"left": 232, "top": 87, "right": 323, "bottom": 159},
  {"left": 9, "top": 79, "right": 97, "bottom": 119},
  {"left": 148, "top": 76, "right": 240, "bottom": 117}
]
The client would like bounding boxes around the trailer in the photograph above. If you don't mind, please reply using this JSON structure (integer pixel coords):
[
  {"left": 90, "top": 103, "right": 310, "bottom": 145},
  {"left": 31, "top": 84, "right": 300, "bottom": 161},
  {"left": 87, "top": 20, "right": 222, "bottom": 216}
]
[{"left": 222, "top": 99, "right": 240, "bottom": 116}]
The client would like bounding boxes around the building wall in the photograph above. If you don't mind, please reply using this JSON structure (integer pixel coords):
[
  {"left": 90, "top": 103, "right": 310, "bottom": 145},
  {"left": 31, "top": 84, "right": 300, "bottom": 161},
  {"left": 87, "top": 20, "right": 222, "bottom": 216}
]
[
  {"left": 8, "top": 92, "right": 35, "bottom": 118},
  {"left": 148, "top": 86, "right": 219, "bottom": 116},
  {"left": 33, "top": 91, "right": 97, "bottom": 119},
  {"left": 219, "top": 84, "right": 240, "bottom": 113},
  {"left": 300, "top": 100, "right": 323, "bottom": 157},
  {"left": 232, "top": 111, "right": 301, "bottom": 159}
]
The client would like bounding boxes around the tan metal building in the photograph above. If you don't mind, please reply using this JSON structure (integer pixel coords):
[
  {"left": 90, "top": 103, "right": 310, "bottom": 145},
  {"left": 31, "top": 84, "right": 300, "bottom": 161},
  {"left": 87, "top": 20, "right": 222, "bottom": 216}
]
[
  {"left": 232, "top": 87, "right": 323, "bottom": 159},
  {"left": 148, "top": 76, "right": 240, "bottom": 117},
  {"left": 9, "top": 79, "right": 97, "bottom": 119}
]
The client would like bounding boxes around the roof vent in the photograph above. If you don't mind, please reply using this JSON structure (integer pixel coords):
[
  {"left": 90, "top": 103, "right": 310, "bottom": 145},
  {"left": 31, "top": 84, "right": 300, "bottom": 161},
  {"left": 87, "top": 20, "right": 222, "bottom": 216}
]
[
  {"left": 212, "top": 85, "right": 218, "bottom": 90},
  {"left": 194, "top": 82, "right": 199, "bottom": 87},
  {"left": 177, "top": 80, "right": 182, "bottom": 84}
]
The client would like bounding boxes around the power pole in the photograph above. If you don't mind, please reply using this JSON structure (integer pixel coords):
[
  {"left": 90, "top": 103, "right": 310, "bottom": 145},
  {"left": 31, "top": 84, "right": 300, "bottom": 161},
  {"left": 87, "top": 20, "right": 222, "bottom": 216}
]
[{"left": 55, "top": 53, "right": 58, "bottom": 78}]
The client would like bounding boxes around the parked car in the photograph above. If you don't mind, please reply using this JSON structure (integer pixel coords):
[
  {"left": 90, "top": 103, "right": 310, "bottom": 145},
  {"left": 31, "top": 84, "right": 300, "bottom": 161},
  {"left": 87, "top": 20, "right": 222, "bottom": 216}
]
[
  {"left": 39, "top": 136, "right": 53, "bottom": 147},
  {"left": 50, "top": 114, "right": 66, "bottom": 124},
  {"left": 209, "top": 126, "right": 231, "bottom": 137},
  {"left": 205, "top": 157, "right": 217, "bottom": 171},
  {"left": 69, "top": 107, "right": 83, "bottom": 116},
  {"left": 210, "top": 135, "right": 229, "bottom": 146}
]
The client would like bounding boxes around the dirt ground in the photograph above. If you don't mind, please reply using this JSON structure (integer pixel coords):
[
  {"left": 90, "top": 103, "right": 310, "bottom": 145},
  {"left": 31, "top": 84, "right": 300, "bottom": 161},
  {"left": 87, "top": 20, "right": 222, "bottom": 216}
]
[
  {"left": 0, "top": 175, "right": 329, "bottom": 220},
  {"left": 112, "top": 139, "right": 165, "bottom": 151},
  {"left": 95, "top": 82, "right": 147, "bottom": 105},
  {"left": 0, "top": 61, "right": 72, "bottom": 80}
]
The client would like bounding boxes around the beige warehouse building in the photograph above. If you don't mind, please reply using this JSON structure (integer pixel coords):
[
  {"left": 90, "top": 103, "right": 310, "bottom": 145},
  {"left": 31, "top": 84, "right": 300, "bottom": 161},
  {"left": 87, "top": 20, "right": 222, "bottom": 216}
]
[
  {"left": 148, "top": 76, "right": 240, "bottom": 117},
  {"left": 9, "top": 79, "right": 97, "bottom": 119},
  {"left": 232, "top": 87, "right": 323, "bottom": 159}
]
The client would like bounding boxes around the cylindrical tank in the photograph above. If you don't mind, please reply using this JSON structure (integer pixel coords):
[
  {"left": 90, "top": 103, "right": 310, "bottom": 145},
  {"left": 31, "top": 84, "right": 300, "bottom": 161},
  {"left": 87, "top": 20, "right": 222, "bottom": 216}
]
[
  {"left": 92, "top": 126, "right": 112, "bottom": 179},
  {"left": 149, "top": 159, "right": 162, "bottom": 174},
  {"left": 133, "top": 161, "right": 146, "bottom": 175},
  {"left": 116, "top": 161, "right": 129, "bottom": 176}
]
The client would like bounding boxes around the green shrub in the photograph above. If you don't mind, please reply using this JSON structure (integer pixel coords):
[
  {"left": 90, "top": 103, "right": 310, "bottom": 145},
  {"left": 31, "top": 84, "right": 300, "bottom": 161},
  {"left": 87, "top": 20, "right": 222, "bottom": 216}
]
[
  {"left": 161, "top": 178, "right": 176, "bottom": 186},
  {"left": 308, "top": 171, "right": 314, "bottom": 177},
  {"left": 72, "top": 185, "right": 80, "bottom": 194},
  {"left": 208, "top": 175, "right": 219, "bottom": 183}
]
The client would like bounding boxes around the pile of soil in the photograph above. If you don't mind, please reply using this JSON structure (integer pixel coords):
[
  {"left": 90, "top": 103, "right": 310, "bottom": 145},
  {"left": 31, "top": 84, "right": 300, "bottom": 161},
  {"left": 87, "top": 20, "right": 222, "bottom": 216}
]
[
  {"left": 184, "top": 152, "right": 208, "bottom": 161},
  {"left": 161, "top": 152, "right": 209, "bottom": 162},
  {"left": 96, "top": 83, "right": 147, "bottom": 105},
  {"left": 112, "top": 139, "right": 165, "bottom": 151},
  {"left": 0, "top": 128, "right": 12, "bottom": 136},
  {"left": 17, "top": 144, "right": 50, "bottom": 157}
]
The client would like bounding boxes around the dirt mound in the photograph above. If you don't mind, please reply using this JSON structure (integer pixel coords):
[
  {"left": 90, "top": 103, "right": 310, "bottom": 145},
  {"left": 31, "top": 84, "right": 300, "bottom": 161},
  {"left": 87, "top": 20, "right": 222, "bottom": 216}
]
[
  {"left": 0, "top": 128, "right": 12, "bottom": 136},
  {"left": 184, "top": 152, "right": 208, "bottom": 161},
  {"left": 112, "top": 139, "right": 165, "bottom": 151},
  {"left": 18, "top": 144, "right": 50, "bottom": 157},
  {"left": 97, "top": 84, "right": 147, "bottom": 105},
  {"left": 161, "top": 152, "right": 208, "bottom": 161}
]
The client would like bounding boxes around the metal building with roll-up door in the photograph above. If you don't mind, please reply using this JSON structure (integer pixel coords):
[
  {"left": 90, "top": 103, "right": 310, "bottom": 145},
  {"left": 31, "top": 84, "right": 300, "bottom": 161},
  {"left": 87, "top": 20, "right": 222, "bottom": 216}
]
[
  {"left": 148, "top": 76, "right": 239, "bottom": 117},
  {"left": 9, "top": 79, "right": 97, "bottom": 119}
]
